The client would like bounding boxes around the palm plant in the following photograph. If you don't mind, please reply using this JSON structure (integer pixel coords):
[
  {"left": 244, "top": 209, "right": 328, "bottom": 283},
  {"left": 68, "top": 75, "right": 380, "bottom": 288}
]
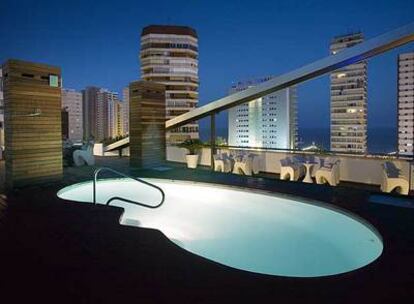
[{"left": 177, "top": 139, "right": 204, "bottom": 155}]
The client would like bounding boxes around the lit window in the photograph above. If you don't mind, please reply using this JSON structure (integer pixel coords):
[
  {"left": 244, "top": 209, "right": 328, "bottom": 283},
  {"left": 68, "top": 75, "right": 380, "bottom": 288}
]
[
  {"left": 347, "top": 109, "right": 357, "bottom": 113},
  {"left": 49, "top": 74, "right": 59, "bottom": 87}
]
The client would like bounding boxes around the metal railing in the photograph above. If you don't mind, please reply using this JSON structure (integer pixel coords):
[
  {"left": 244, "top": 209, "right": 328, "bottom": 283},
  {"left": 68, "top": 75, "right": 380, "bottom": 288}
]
[
  {"left": 93, "top": 167, "right": 165, "bottom": 208},
  {"left": 182, "top": 143, "right": 414, "bottom": 160}
]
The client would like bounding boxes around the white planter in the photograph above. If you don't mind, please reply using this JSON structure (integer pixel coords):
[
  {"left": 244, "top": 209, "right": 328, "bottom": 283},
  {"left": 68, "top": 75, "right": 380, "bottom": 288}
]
[{"left": 186, "top": 154, "right": 199, "bottom": 169}]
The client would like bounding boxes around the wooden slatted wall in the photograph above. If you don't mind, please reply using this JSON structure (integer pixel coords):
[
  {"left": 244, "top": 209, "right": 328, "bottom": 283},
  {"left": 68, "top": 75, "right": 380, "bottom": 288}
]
[
  {"left": 2, "top": 59, "right": 63, "bottom": 188},
  {"left": 129, "top": 81, "right": 166, "bottom": 168}
]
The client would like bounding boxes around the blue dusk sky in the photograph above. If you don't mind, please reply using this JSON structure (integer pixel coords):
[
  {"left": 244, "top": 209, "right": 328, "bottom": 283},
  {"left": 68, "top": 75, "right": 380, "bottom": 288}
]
[{"left": 1, "top": 0, "right": 413, "bottom": 133}]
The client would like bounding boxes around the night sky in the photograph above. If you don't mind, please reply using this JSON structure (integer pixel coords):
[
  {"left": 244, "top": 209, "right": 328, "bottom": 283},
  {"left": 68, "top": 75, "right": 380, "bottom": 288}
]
[{"left": 1, "top": 0, "right": 413, "bottom": 133}]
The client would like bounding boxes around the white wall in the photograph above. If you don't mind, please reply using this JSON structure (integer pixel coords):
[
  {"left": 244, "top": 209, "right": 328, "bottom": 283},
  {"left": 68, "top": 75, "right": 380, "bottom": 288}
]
[
  {"left": 94, "top": 143, "right": 130, "bottom": 157},
  {"left": 167, "top": 146, "right": 212, "bottom": 166}
]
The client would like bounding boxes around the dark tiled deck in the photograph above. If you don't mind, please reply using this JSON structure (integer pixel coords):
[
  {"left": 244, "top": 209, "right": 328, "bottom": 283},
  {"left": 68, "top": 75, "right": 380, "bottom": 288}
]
[{"left": 1, "top": 157, "right": 414, "bottom": 303}]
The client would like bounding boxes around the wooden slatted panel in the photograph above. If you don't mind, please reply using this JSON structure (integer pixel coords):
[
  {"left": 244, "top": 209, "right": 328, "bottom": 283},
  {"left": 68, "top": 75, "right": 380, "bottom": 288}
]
[
  {"left": 3, "top": 59, "right": 63, "bottom": 188},
  {"left": 129, "top": 81, "right": 166, "bottom": 168}
]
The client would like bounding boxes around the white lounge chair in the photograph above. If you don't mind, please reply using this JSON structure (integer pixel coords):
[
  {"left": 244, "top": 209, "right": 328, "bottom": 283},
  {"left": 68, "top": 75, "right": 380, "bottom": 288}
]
[
  {"left": 315, "top": 159, "right": 340, "bottom": 186},
  {"left": 214, "top": 153, "right": 232, "bottom": 173},
  {"left": 73, "top": 143, "right": 95, "bottom": 166},
  {"left": 280, "top": 157, "right": 305, "bottom": 181},
  {"left": 293, "top": 155, "right": 307, "bottom": 176},
  {"left": 233, "top": 154, "right": 253, "bottom": 176},
  {"left": 380, "top": 161, "right": 409, "bottom": 195}
]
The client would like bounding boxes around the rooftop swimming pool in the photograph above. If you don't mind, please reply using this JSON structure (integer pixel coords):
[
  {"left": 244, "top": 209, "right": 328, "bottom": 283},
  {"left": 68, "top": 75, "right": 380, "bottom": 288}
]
[{"left": 57, "top": 178, "right": 383, "bottom": 278}]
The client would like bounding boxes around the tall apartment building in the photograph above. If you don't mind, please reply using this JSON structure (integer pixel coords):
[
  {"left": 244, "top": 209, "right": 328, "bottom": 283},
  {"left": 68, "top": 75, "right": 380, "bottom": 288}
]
[
  {"left": 111, "top": 99, "right": 129, "bottom": 138},
  {"left": 82, "top": 87, "right": 120, "bottom": 141},
  {"left": 62, "top": 88, "right": 83, "bottom": 143},
  {"left": 122, "top": 87, "right": 130, "bottom": 135},
  {"left": 97, "top": 89, "right": 119, "bottom": 141},
  {"left": 397, "top": 52, "right": 414, "bottom": 155},
  {"left": 228, "top": 77, "right": 298, "bottom": 149},
  {"left": 140, "top": 25, "right": 199, "bottom": 144},
  {"left": 330, "top": 32, "right": 367, "bottom": 153},
  {"left": 82, "top": 86, "right": 99, "bottom": 140}
]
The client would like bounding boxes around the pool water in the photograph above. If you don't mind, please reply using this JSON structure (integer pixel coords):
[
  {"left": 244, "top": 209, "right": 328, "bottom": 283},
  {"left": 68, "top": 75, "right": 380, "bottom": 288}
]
[{"left": 57, "top": 178, "right": 383, "bottom": 277}]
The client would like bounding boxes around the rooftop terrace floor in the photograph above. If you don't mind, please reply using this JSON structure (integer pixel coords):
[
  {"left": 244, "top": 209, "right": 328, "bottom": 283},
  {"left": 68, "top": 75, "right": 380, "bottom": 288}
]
[{"left": 0, "top": 157, "right": 414, "bottom": 303}]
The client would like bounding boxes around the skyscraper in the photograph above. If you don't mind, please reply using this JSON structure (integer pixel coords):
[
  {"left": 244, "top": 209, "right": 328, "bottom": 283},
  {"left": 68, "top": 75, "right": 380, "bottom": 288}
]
[
  {"left": 97, "top": 89, "right": 119, "bottom": 141},
  {"left": 122, "top": 87, "right": 130, "bottom": 135},
  {"left": 82, "top": 87, "right": 120, "bottom": 142},
  {"left": 111, "top": 99, "right": 128, "bottom": 138},
  {"left": 62, "top": 88, "right": 83, "bottom": 143},
  {"left": 140, "top": 25, "right": 199, "bottom": 144},
  {"left": 397, "top": 52, "right": 414, "bottom": 155},
  {"left": 228, "top": 77, "right": 297, "bottom": 149},
  {"left": 82, "top": 86, "right": 99, "bottom": 140},
  {"left": 330, "top": 33, "right": 367, "bottom": 153}
]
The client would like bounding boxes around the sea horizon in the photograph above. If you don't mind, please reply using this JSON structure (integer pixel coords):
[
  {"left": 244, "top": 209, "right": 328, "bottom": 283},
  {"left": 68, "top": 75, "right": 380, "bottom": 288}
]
[{"left": 199, "top": 126, "right": 398, "bottom": 154}]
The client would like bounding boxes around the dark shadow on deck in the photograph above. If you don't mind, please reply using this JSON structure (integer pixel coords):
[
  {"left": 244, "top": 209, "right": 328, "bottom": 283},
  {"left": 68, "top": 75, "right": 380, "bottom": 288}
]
[{"left": 0, "top": 157, "right": 414, "bottom": 303}]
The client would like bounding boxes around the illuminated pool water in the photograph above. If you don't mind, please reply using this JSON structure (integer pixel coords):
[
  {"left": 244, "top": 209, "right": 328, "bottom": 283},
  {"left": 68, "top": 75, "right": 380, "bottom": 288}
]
[{"left": 57, "top": 178, "right": 383, "bottom": 277}]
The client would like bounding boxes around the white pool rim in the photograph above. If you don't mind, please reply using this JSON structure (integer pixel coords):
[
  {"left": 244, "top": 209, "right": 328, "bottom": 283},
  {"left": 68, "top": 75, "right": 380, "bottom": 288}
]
[{"left": 57, "top": 178, "right": 383, "bottom": 278}]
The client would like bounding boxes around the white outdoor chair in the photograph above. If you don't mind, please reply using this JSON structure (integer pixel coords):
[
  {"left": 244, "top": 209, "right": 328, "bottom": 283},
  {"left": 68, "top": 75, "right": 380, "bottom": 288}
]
[
  {"left": 323, "top": 157, "right": 339, "bottom": 166},
  {"left": 73, "top": 143, "right": 95, "bottom": 166},
  {"left": 233, "top": 154, "right": 253, "bottom": 176},
  {"left": 380, "top": 161, "right": 409, "bottom": 195},
  {"left": 306, "top": 155, "right": 321, "bottom": 178},
  {"left": 280, "top": 157, "right": 305, "bottom": 181},
  {"left": 293, "top": 155, "right": 307, "bottom": 175},
  {"left": 214, "top": 153, "right": 232, "bottom": 173},
  {"left": 315, "top": 159, "right": 340, "bottom": 186}
]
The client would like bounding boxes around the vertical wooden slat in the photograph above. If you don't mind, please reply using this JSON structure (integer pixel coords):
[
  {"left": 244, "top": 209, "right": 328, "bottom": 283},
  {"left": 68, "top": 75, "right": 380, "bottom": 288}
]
[
  {"left": 3, "top": 59, "right": 63, "bottom": 188},
  {"left": 129, "top": 81, "right": 166, "bottom": 168}
]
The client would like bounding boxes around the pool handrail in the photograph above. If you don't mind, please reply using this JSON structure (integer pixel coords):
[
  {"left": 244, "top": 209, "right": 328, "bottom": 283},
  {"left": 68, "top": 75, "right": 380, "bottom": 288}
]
[{"left": 93, "top": 167, "right": 165, "bottom": 208}]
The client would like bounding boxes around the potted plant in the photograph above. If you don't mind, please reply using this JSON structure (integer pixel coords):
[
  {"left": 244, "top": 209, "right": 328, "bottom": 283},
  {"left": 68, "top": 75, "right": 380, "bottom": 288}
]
[{"left": 177, "top": 139, "right": 203, "bottom": 169}]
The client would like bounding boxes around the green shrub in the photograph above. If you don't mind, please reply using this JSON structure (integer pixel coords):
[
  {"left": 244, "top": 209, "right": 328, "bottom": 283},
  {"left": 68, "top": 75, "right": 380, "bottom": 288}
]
[{"left": 177, "top": 139, "right": 204, "bottom": 155}]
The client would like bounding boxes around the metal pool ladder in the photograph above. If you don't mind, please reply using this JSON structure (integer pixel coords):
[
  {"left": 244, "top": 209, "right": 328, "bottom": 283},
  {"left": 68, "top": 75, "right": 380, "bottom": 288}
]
[{"left": 93, "top": 167, "right": 165, "bottom": 208}]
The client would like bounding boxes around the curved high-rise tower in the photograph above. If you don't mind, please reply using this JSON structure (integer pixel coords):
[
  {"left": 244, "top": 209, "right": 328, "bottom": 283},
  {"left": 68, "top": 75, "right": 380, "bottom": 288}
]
[
  {"left": 140, "top": 25, "right": 199, "bottom": 144},
  {"left": 330, "top": 32, "right": 367, "bottom": 153}
]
